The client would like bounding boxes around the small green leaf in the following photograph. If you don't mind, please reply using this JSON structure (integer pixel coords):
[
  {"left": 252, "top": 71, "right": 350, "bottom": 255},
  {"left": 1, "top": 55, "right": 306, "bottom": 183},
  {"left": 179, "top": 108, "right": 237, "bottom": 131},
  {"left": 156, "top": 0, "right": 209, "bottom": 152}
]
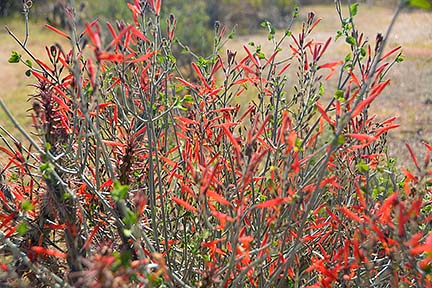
[
  {"left": 350, "top": 3, "right": 360, "bottom": 16},
  {"left": 337, "top": 135, "right": 345, "bottom": 145},
  {"left": 17, "top": 222, "right": 28, "bottom": 236},
  {"left": 295, "top": 138, "right": 302, "bottom": 149},
  {"left": 319, "top": 82, "right": 325, "bottom": 96},
  {"left": 395, "top": 53, "right": 404, "bottom": 63},
  {"left": 182, "top": 95, "right": 194, "bottom": 105},
  {"left": 345, "top": 36, "right": 356, "bottom": 46},
  {"left": 8, "top": 51, "right": 21, "bottom": 63},
  {"left": 360, "top": 47, "right": 366, "bottom": 57},
  {"left": 123, "top": 229, "right": 132, "bottom": 237},
  {"left": 256, "top": 51, "right": 265, "bottom": 59},
  {"left": 203, "top": 254, "right": 211, "bottom": 262},
  {"left": 123, "top": 209, "right": 137, "bottom": 226},
  {"left": 21, "top": 200, "right": 34, "bottom": 211},
  {"left": 334, "top": 89, "right": 345, "bottom": 102},
  {"left": 408, "top": 0, "right": 431, "bottom": 9},
  {"left": 261, "top": 20, "right": 275, "bottom": 41},
  {"left": 25, "top": 70, "right": 31, "bottom": 77},
  {"left": 293, "top": 6, "right": 299, "bottom": 18},
  {"left": 345, "top": 53, "right": 352, "bottom": 62},
  {"left": 356, "top": 160, "right": 370, "bottom": 173},
  {"left": 111, "top": 181, "right": 129, "bottom": 201},
  {"left": 25, "top": 60, "right": 32, "bottom": 67},
  {"left": 40, "top": 162, "right": 54, "bottom": 178}
]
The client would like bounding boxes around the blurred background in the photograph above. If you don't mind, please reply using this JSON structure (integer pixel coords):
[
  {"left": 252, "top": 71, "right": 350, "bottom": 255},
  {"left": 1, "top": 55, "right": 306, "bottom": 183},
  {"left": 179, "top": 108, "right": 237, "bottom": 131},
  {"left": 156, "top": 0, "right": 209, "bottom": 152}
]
[{"left": 0, "top": 0, "right": 430, "bottom": 168}]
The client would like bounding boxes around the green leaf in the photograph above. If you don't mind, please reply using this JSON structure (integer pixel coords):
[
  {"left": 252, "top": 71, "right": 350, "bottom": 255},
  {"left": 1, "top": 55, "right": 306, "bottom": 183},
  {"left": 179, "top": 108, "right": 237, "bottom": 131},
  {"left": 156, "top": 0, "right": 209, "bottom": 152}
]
[
  {"left": 25, "top": 70, "right": 31, "bottom": 77},
  {"left": 334, "top": 89, "right": 345, "bottom": 102},
  {"left": 182, "top": 95, "right": 194, "bottom": 105},
  {"left": 356, "top": 160, "right": 370, "bottom": 173},
  {"left": 345, "top": 36, "right": 356, "bottom": 46},
  {"left": 25, "top": 60, "right": 32, "bottom": 67},
  {"left": 21, "top": 200, "right": 34, "bottom": 211},
  {"left": 256, "top": 51, "right": 265, "bottom": 59},
  {"left": 17, "top": 222, "right": 28, "bottom": 236},
  {"left": 8, "top": 51, "right": 21, "bottom": 63},
  {"left": 319, "top": 82, "right": 325, "bottom": 96},
  {"left": 40, "top": 162, "right": 54, "bottom": 178},
  {"left": 337, "top": 135, "right": 345, "bottom": 145},
  {"left": 295, "top": 138, "right": 302, "bottom": 150},
  {"left": 395, "top": 53, "right": 404, "bottom": 63},
  {"left": 261, "top": 20, "right": 275, "bottom": 41},
  {"left": 345, "top": 53, "right": 352, "bottom": 62},
  {"left": 408, "top": 0, "right": 431, "bottom": 9},
  {"left": 293, "top": 6, "right": 299, "bottom": 18},
  {"left": 350, "top": 3, "right": 360, "bottom": 16},
  {"left": 111, "top": 181, "right": 129, "bottom": 201},
  {"left": 123, "top": 209, "right": 137, "bottom": 226}
]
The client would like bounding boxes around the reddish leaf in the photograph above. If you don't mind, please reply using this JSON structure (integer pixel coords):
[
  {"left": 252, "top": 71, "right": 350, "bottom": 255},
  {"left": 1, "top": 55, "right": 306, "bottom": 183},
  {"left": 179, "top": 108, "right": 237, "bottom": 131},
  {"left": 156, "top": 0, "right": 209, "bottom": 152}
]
[
  {"left": 243, "top": 45, "right": 259, "bottom": 67},
  {"left": 318, "top": 61, "right": 343, "bottom": 70},
  {"left": 176, "top": 77, "right": 196, "bottom": 89},
  {"left": 351, "top": 80, "right": 390, "bottom": 117},
  {"left": 107, "top": 25, "right": 133, "bottom": 49},
  {"left": 255, "top": 197, "right": 289, "bottom": 209},
  {"left": 102, "top": 140, "right": 125, "bottom": 148},
  {"left": 316, "top": 102, "right": 334, "bottom": 126},
  {"left": 379, "top": 46, "right": 401, "bottom": 61},
  {"left": 192, "top": 62, "right": 210, "bottom": 90},
  {"left": 44, "top": 24, "right": 70, "bottom": 39},
  {"left": 131, "top": 51, "right": 156, "bottom": 63},
  {"left": 347, "top": 133, "right": 376, "bottom": 143},
  {"left": 172, "top": 196, "right": 197, "bottom": 212},
  {"left": 339, "top": 206, "right": 363, "bottom": 223},
  {"left": 405, "top": 143, "right": 420, "bottom": 170},
  {"left": 206, "top": 190, "right": 230, "bottom": 206},
  {"left": 31, "top": 246, "right": 67, "bottom": 259},
  {"left": 83, "top": 225, "right": 100, "bottom": 251}
]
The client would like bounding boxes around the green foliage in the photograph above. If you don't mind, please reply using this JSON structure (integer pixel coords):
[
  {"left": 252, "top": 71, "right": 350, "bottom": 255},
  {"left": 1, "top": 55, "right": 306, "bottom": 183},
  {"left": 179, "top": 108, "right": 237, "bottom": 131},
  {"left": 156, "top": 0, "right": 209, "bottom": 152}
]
[
  {"left": 164, "top": 0, "right": 213, "bottom": 59},
  {"left": 84, "top": 0, "right": 132, "bottom": 22},
  {"left": 350, "top": 3, "right": 360, "bottom": 16},
  {"left": 8, "top": 51, "right": 21, "bottom": 63},
  {"left": 111, "top": 181, "right": 129, "bottom": 201},
  {"left": 0, "top": 0, "right": 22, "bottom": 17},
  {"left": 408, "top": 0, "right": 432, "bottom": 9}
]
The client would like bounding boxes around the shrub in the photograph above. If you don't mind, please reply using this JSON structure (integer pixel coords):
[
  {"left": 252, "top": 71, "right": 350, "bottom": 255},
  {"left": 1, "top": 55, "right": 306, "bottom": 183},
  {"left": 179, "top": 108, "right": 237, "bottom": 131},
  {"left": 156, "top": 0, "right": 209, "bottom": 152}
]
[{"left": 0, "top": 0, "right": 431, "bottom": 287}]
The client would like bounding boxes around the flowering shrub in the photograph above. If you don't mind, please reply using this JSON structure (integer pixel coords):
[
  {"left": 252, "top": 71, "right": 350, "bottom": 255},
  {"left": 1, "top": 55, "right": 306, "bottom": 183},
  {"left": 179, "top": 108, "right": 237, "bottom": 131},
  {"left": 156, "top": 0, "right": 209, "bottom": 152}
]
[{"left": 0, "top": 0, "right": 431, "bottom": 287}]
